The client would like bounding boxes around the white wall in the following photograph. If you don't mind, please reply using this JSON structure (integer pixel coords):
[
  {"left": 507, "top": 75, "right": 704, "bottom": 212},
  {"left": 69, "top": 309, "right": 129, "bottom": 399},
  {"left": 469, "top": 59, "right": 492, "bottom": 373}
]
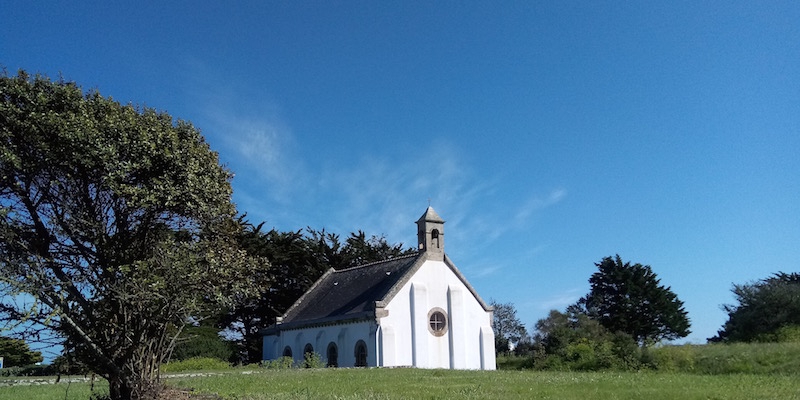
[{"left": 381, "top": 259, "right": 496, "bottom": 370}]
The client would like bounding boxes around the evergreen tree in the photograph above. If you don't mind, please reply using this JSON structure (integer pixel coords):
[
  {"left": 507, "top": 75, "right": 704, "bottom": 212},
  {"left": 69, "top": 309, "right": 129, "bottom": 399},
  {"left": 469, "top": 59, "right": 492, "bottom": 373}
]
[
  {"left": 710, "top": 272, "right": 800, "bottom": 342},
  {"left": 0, "top": 336, "right": 43, "bottom": 367},
  {"left": 577, "top": 255, "right": 690, "bottom": 345}
]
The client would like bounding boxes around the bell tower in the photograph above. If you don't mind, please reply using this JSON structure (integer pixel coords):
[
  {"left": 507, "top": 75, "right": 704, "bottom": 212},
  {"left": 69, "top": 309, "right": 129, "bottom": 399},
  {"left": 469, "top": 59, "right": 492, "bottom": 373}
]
[{"left": 416, "top": 206, "right": 445, "bottom": 260}]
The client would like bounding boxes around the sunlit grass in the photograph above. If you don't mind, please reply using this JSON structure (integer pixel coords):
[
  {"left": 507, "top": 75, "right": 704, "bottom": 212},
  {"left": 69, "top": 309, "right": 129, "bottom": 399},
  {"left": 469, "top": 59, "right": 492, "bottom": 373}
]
[
  {"left": 0, "top": 377, "right": 108, "bottom": 400},
  {"left": 164, "top": 368, "right": 800, "bottom": 400},
  {"left": 3, "top": 369, "right": 799, "bottom": 400},
  {"left": 4, "top": 343, "right": 800, "bottom": 400}
]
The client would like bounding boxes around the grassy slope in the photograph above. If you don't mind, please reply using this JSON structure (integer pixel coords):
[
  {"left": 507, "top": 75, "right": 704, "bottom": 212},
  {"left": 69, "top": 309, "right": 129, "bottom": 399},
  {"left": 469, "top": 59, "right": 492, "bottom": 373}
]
[
  {"left": 655, "top": 342, "right": 800, "bottom": 374},
  {"left": 2, "top": 369, "right": 799, "bottom": 400},
  {"left": 4, "top": 343, "right": 800, "bottom": 399}
]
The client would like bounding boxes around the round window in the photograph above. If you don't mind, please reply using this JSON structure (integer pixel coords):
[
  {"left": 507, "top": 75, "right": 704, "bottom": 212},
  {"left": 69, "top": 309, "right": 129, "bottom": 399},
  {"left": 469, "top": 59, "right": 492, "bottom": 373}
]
[{"left": 427, "top": 307, "right": 448, "bottom": 337}]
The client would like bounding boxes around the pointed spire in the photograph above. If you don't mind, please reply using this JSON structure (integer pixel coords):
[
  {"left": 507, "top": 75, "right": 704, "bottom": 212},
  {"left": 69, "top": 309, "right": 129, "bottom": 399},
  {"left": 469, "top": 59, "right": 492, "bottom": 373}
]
[{"left": 418, "top": 206, "right": 444, "bottom": 224}]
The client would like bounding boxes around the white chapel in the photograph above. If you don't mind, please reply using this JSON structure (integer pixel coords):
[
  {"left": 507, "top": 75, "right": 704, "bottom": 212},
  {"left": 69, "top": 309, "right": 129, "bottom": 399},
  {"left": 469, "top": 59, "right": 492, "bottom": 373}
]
[{"left": 261, "top": 207, "right": 496, "bottom": 369}]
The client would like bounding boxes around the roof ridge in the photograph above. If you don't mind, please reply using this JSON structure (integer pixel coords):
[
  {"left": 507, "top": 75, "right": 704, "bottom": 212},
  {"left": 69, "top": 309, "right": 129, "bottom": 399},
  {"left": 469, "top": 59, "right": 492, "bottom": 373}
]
[{"left": 334, "top": 252, "right": 421, "bottom": 273}]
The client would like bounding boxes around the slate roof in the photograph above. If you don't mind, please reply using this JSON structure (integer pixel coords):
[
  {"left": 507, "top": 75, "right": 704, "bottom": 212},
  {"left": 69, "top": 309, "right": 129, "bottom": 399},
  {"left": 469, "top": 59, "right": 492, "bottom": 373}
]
[{"left": 277, "top": 252, "right": 424, "bottom": 329}]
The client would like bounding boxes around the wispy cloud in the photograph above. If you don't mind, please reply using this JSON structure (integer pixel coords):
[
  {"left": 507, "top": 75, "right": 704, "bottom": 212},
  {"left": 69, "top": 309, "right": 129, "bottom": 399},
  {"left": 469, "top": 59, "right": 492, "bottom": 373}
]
[
  {"left": 181, "top": 60, "right": 566, "bottom": 251},
  {"left": 515, "top": 188, "right": 567, "bottom": 221},
  {"left": 471, "top": 264, "right": 501, "bottom": 278},
  {"left": 315, "top": 148, "right": 473, "bottom": 244},
  {"left": 179, "top": 58, "right": 306, "bottom": 214},
  {"left": 473, "top": 188, "right": 568, "bottom": 243},
  {"left": 209, "top": 110, "right": 295, "bottom": 184},
  {"left": 537, "top": 288, "right": 583, "bottom": 311}
]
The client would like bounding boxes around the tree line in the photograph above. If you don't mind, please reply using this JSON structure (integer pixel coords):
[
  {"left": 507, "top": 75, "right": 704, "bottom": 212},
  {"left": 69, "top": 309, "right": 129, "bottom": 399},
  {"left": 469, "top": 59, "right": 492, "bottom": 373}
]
[
  {"left": 216, "top": 222, "right": 414, "bottom": 363},
  {"left": 492, "top": 256, "right": 800, "bottom": 371}
]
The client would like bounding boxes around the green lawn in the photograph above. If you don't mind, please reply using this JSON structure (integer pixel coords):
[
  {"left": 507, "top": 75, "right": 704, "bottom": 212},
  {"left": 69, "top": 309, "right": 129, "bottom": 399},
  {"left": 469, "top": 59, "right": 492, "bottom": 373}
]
[
  {"left": 2, "top": 368, "right": 800, "bottom": 400},
  {"left": 165, "top": 368, "right": 800, "bottom": 400},
  {"left": 0, "top": 376, "right": 105, "bottom": 400}
]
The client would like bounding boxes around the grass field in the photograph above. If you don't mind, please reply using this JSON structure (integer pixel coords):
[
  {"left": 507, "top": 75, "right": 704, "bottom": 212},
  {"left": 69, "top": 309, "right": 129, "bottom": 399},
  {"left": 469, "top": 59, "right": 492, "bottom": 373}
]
[
  {"left": 0, "top": 376, "right": 104, "bottom": 400},
  {"left": 3, "top": 368, "right": 800, "bottom": 400},
  {"left": 4, "top": 343, "right": 800, "bottom": 399}
]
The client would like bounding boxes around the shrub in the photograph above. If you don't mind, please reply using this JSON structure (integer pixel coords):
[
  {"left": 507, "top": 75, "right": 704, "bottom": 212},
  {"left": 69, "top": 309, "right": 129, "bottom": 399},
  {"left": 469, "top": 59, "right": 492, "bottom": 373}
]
[
  {"left": 261, "top": 356, "right": 295, "bottom": 369},
  {"left": 496, "top": 354, "right": 533, "bottom": 370},
  {"left": 0, "top": 366, "right": 24, "bottom": 377},
  {"left": 302, "top": 352, "right": 324, "bottom": 369},
  {"left": 171, "top": 324, "right": 236, "bottom": 362},
  {"left": 565, "top": 342, "right": 596, "bottom": 370},
  {"left": 0, "top": 364, "right": 60, "bottom": 377},
  {"left": 758, "top": 325, "right": 800, "bottom": 343}
]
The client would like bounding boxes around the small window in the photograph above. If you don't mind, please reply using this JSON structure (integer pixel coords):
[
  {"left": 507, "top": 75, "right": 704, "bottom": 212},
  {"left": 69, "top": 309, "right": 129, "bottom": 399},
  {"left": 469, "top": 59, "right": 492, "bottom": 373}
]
[
  {"left": 354, "top": 340, "right": 368, "bottom": 367},
  {"left": 428, "top": 308, "right": 448, "bottom": 337},
  {"left": 431, "top": 229, "right": 440, "bottom": 248},
  {"left": 283, "top": 346, "right": 292, "bottom": 358},
  {"left": 304, "top": 343, "right": 314, "bottom": 355},
  {"left": 327, "top": 342, "right": 338, "bottom": 367}
]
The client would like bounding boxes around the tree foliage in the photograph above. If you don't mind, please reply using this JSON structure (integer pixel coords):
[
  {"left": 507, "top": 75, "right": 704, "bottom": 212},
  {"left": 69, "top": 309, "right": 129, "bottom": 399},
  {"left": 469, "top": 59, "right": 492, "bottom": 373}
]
[
  {"left": 533, "top": 308, "right": 610, "bottom": 356},
  {"left": 710, "top": 272, "right": 800, "bottom": 343},
  {"left": 0, "top": 71, "right": 257, "bottom": 399},
  {"left": 170, "top": 322, "right": 234, "bottom": 362},
  {"left": 0, "top": 335, "right": 43, "bottom": 367},
  {"left": 529, "top": 308, "right": 647, "bottom": 371},
  {"left": 220, "top": 223, "right": 414, "bottom": 363},
  {"left": 577, "top": 255, "right": 690, "bottom": 345},
  {"left": 489, "top": 300, "right": 528, "bottom": 355}
]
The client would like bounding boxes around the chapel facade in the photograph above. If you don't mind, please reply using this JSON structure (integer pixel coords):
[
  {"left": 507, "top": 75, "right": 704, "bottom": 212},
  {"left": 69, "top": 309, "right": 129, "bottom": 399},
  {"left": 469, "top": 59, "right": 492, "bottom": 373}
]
[{"left": 260, "top": 207, "right": 496, "bottom": 369}]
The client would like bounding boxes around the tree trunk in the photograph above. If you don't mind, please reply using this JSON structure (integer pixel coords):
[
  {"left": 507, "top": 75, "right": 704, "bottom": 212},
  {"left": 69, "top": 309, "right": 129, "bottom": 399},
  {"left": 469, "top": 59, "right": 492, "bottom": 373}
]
[
  {"left": 108, "top": 374, "right": 135, "bottom": 400},
  {"left": 107, "top": 373, "right": 160, "bottom": 400}
]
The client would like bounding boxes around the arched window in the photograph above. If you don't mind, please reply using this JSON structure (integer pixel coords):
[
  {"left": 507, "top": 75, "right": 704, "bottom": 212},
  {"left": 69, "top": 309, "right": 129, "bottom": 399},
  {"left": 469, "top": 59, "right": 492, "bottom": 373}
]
[
  {"left": 304, "top": 343, "right": 314, "bottom": 356},
  {"left": 282, "top": 346, "right": 292, "bottom": 358},
  {"left": 431, "top": 229, "right": 440, "bottom": 248},
  {"left": 354, "top": 340, "right": 368, "bottom": 367},
  {"left": 327, "top": 342, "right": 338, "bottom": 367}
]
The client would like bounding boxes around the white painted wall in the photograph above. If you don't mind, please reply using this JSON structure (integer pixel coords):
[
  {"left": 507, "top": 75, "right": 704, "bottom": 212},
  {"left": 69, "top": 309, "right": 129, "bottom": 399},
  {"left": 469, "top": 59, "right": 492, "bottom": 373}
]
[
  {"left": 262, "top": 320, "right": 377, "bottom": 367},
  {"left": 262, "top": 258, "right": 496, "bottom": 370}
]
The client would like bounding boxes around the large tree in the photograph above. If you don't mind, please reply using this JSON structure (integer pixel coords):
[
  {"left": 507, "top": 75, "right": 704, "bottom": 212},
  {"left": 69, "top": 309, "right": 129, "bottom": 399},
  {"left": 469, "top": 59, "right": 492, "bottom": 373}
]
[
  {"left": 0, "top": 71, "right": 257, "bottom": 399},
  {"left": 710, "top": 272, "right": 800, "bottom": 343},
  {"left": 577, "top": 255, "right": 690, "bottom": 345}
]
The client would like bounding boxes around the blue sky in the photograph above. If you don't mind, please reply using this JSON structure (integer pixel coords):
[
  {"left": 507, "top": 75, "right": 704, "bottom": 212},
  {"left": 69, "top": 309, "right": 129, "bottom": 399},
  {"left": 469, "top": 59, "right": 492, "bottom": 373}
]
[{"left": 2, "top": 1, "right": 799, "bottom": 345}]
